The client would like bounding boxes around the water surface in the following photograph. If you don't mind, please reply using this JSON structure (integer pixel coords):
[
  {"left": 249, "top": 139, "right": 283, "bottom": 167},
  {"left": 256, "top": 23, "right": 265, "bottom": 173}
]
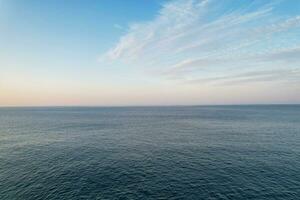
[{"left": 0, "top": 105, "right": 300, "bottom": 199}]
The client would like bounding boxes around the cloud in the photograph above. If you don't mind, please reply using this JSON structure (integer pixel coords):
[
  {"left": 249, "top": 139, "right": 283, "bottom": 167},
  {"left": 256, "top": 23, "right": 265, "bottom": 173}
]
[
  {"left": 113, "top": 24, "right": 124, "bottom": 30},
  {"left": 253, "top": 47, "right": 300, "bottom": 63},
  {"left": 187, "top": 69, "right": 300, "bottom": 85},
  {"left": 100, "top": 0, "right": 300, "bottom": 84}
]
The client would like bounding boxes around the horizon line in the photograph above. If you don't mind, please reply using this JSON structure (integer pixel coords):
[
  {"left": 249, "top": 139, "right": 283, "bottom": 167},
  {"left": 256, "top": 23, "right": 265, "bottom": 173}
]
[{"left": 1, "top": 103, "right": 300, "bottom": 108}]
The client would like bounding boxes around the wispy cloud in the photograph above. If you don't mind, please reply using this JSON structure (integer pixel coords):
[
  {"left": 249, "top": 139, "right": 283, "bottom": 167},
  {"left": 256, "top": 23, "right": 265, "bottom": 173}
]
[
  {"left": 113, "top": 24, "right": 124, "bottom": 30},
  {"left": 100, "top": 0, "right": 300, "bottom": 85},
  {"left": 188, "top": 68, "right": 300, "bottom": 85}
]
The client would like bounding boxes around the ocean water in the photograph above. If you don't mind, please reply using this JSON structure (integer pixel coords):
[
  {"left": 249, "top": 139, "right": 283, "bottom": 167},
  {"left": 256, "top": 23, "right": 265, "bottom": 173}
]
[{"left": 0, "top": 105, "right": 300, "bottom": 200}]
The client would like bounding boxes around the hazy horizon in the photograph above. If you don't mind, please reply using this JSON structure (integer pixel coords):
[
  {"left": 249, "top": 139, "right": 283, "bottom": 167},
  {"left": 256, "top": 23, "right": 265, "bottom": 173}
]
[{"left": 1, "top": 103, "right": 300, "bottom": 108}]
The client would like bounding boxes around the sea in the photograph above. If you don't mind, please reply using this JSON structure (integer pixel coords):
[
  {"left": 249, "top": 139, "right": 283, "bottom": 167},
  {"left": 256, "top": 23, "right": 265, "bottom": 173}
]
[{"left": 0, "top": 105, "right": 300, "bottom": 199}]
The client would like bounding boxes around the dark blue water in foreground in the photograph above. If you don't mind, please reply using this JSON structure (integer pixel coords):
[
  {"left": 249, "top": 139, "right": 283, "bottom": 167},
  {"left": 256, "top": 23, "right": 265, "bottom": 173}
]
[{"left": 0, "top": 105, "right": 300, "bottom": 200}]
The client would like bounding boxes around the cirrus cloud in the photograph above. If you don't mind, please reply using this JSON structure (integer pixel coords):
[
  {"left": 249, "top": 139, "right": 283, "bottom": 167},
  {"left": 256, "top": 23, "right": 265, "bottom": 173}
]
[{"left": 100, "top": 0, "right": 300, "bottom": 85}]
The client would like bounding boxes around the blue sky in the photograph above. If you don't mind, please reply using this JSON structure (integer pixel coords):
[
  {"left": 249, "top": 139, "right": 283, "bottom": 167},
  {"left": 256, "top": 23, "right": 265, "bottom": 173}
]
[{"left": 1, "top": 0, "right": 300, "bottom": 106}]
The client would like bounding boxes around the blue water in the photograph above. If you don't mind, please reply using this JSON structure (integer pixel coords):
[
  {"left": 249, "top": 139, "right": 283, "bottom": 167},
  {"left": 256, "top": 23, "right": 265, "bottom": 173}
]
[{"left": 0, "top": 105, "right": 300, "bottom": 199}]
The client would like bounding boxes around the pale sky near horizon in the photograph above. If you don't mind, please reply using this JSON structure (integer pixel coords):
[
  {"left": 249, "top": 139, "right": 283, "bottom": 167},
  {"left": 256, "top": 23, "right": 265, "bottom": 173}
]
[{"left": 1, "top": 0, "right": 300, "bottom": 106}]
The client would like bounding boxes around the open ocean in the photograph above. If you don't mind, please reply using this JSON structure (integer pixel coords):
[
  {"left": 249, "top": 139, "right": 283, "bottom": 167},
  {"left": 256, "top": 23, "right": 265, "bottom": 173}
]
[{"left": 0, "top": 105, "right": 300, "bottom": 200}]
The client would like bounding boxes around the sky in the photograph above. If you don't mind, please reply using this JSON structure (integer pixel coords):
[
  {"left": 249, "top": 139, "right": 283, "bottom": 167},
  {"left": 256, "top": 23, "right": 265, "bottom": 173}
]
[{"left": 1, "top": 0, "right": 300, "bottom": 106}]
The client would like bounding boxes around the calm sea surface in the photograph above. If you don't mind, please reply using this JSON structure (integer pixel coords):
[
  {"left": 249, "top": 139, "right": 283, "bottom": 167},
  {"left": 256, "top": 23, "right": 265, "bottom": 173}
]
[{"left": 0, "top": 105, "right": 300, "bottom": 199}]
